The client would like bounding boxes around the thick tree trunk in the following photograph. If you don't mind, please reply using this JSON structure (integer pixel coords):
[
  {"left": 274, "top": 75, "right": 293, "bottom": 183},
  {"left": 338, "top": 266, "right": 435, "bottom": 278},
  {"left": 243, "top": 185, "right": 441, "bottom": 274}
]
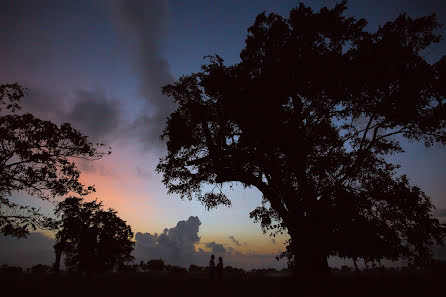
[
  {"left": 288, "top": 229, "right": 330, "bottom": 281},
  {"left": 79, "top": 227, "right": 96, "bottom": 274},
  {"left": 353, "top": 257, "right": 359, "bottom": 272},
  {"left": 53, "top": 245, "right": 62, "bottom": 273},
  {"left": 363, "top": 259, "right": 369, "bottom": 270}
]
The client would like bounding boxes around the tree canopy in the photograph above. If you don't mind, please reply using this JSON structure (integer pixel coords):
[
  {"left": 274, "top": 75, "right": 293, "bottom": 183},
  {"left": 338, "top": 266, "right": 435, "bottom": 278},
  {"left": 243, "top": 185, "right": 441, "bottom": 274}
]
[
  {"left": 54, "top": 197, "right": 134, "bottom": 273},
  {"left": 157, "top": 1, "right": 446, "bottom": 277},
  {"left": 0, "top": 83, "right": 110, "bottom": 237}
]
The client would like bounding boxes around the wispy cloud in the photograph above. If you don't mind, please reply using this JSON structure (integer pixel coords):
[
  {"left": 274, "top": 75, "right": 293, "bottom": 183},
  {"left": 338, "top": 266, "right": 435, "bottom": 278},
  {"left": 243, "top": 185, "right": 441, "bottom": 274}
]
[
  {"left": 111, "top": 0, "right": 176, "bottom": 151},
  {"left": 229, "top": 235, "right": 241, "bottom": 246}
]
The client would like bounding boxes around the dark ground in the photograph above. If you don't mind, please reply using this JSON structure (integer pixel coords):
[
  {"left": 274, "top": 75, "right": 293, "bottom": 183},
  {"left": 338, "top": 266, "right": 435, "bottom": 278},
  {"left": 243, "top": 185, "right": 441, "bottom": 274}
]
[{"left": 1, "top": 270, "right": 444, "bottom": 297}]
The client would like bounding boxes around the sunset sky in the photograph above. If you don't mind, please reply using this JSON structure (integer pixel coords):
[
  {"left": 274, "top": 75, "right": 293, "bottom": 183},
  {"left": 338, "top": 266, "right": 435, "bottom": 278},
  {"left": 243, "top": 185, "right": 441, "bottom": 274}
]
[{"left": 1, "top": 0, "right": 445, "bottom": 269}]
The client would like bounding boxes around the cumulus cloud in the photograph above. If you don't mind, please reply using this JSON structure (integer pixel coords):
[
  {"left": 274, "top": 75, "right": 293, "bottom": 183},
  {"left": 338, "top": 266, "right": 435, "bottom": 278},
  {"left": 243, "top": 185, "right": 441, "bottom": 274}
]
[
  {"left": 111, "top": 0, "right": 176, "bottom": 150},
  {"left": 133, "top": 216, "right": 287, "bottom": 270},
  {"left": 229, "top": 235, "right": 241, "bottom": 246},
  {"left": 0, "top": 232, "right": 55, "bottom": 267},
  {"left": 133, "top": 216, "right": 203, "bottom": 267}
]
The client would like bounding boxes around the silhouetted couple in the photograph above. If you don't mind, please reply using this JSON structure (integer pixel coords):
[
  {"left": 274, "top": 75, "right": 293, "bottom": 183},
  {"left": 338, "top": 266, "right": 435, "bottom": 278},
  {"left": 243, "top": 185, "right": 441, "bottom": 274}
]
[{"left": 209, "top": 255, "right": 223, "bottom": 280}]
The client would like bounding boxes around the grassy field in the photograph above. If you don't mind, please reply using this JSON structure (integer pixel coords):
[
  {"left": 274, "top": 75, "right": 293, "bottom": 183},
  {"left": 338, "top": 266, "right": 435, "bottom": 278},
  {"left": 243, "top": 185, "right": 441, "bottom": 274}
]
[{"left": 1, "top": 270, "right": 445, "bottom": 297}]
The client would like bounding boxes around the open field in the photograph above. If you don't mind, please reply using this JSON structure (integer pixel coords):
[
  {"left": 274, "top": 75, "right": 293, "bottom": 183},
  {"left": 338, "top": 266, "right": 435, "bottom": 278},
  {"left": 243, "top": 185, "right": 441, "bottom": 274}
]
[{"left": 1, "top": 270, "right": 445, "bottom": 297}]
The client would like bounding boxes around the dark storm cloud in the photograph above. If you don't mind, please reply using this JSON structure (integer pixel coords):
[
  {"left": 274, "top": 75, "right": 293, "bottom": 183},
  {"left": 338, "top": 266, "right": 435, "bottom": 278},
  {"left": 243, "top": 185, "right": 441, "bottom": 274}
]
[
  {"left": 0, "top": 1, "right": 123, "bottom": 145},
  {"left": 18, "top": 87, "right": 121, "bottom": 176},
  {"left": 19, "top": 86, "right": 121, "bottom": 143},
  {"left": 20, "top": 87, "right": 64, "bottom": 123},
  {"left": 66, "top": 89, "right": 121, "bottom": 142},
  {"left": 1, "top": 0, "right": 176, "bottom": 151},
  {"left": 229, "top": 235, "right": 241, "bottom": 246},
  {"left": 0, "top": 232, "right": 55, "bottom": 267},
  {"left": 111, "top": 0, "right": 176, "bottom": 150}
]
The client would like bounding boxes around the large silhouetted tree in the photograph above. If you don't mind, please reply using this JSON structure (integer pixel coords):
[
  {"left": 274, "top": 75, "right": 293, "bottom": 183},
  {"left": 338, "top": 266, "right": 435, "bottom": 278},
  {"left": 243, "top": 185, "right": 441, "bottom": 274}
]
[
  {"left": 157, "top": 1, "right": 446, "bottom": 278},
  {"left": 54, "top": 197, "right": 134, "bottom": 273},
  {"left": 0, "top": 83, "right": 110, "bottom": 238}
]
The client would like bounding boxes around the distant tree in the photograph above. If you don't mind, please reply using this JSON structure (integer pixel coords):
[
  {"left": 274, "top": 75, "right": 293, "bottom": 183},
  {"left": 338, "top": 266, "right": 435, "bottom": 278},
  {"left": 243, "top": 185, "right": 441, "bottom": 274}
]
[
  {"left": 28, "top": 264, "right": 51, "bottom": 274},
  {"left": 139, "top": 260, "right": 148, "bottom": 271},
  {"left": 0, "top": 264, "right": 23, "bottom": 276},
  {"left": 147, "top": 259, "right": 165, "bottom": 271},
  {"left": 165, "top": 265, "right": 187, "bottom": 274},
  {"left": 0, "top": 83, "right": 110, "bottom": 238},
  {"left": 188, "top": 264, "right": 203, "bottom": 272},
  {"left": 341, "top": 265, "right": 353, "bottom": 272},
  {"left": 54, "top": 197, "right": 134, "bottom": 273},
  {"left": 118, "top": 263, "right": 139, "bottom": 272},
  {"left": 157, "top": 1, "right": 446, "bottom": 278},
  {"left": 223, "top": 266, "right": 246, "bottom": 274}
]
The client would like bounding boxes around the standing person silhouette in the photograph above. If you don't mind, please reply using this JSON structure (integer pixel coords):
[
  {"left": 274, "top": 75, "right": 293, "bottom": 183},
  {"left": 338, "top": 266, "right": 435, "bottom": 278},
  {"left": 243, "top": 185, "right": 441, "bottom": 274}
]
[
  {"left": 209, "top": 255, "right": 216, "bottom": 280},
  {"left": 216, "top": 257, "right": 223, "bottom": 280}
]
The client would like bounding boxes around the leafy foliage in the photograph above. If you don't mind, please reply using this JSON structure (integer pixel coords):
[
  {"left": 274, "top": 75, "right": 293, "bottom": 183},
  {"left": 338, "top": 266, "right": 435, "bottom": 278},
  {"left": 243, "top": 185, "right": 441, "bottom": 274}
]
[
  {"left": 54, "top": 197, "right": 134, "bottom": 272},
  {"left": 157, "top": 1, "right": 446, "bottom": 276},
  {"left": 0, "top": 83, "right": 110, "bottom": 237}
]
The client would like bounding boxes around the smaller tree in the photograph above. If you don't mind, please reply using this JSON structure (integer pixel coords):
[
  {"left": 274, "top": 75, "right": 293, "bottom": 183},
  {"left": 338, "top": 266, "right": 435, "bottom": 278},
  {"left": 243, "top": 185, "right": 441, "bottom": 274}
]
[
  {"left": 28, "top": 264, "right": 51, "bottom": 274},
  {"left": 139, "top": 260, "right": 148, "bottom": 271},
  {"left": 189, "top": 264, "right": 203, "bottom": 272},
  {"left": 54, "top": 197, "right": 134, "bottom": 273},
  {"left": 147, "top": 259, "right": 165, "bottom": 271}
]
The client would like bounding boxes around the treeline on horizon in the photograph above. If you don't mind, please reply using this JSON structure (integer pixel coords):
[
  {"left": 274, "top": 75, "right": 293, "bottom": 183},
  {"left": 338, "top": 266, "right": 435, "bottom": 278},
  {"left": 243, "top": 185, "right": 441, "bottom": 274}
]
[{"left": 2, "top": 258, "right": 446, "bottom": 277}]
